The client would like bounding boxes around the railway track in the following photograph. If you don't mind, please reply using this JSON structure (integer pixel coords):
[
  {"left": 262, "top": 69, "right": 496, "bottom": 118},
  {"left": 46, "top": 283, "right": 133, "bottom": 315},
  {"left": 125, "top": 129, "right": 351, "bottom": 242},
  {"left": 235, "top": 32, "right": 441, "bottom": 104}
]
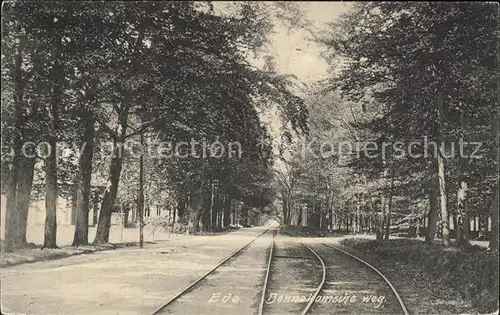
[
  {"left": 258, "top": 229, "right": 276, "bottom": 315},
  {"left": 151, "top": 228, "right": 408, "bottom": 315},
  {"left": 300, "top": 242, "right": 409, "bottom": 315},
  {"left": 321, "top": 243, "right": 409, "bottom": 315},
  {"left": 263, "top": 231, "right": 325, "bottom": 315},
  {"left": 294, "top": 231, "right": 409, "bottom": 315},
  {"left": 151, "top": 228, "right": 274, "bottom": 315},
  {"left": 263, "top": 230, "right": 408, "bottom": 315},
  {"left": 299, "top": 243, "right": 327, "bottom": 315}
]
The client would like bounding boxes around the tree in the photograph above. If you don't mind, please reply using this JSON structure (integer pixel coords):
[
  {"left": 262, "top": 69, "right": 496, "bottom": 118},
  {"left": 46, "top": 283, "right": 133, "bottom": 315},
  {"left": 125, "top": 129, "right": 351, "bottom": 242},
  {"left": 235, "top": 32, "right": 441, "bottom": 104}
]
[
  {"left": 321, "top": 2, "right": 498, "bottom": 246},
  {"left": 2, "top": 1, "right": 309, "bottom": 248}
]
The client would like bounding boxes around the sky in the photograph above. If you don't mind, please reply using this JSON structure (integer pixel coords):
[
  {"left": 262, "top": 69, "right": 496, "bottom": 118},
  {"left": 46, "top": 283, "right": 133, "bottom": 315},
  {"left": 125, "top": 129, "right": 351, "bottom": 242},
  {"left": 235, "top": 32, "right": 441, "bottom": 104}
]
[
  {"left": 212, "top": 2, "right": 352, "bottom": 84},
  {"left": 212, "top": 2, "right": 354, "bottom": 166},
  {"left": 258, "top": 2, "right": 353, "bottom": 147},
  {"left": 267, "top": 2, "right": 352, "bottom": 84}
]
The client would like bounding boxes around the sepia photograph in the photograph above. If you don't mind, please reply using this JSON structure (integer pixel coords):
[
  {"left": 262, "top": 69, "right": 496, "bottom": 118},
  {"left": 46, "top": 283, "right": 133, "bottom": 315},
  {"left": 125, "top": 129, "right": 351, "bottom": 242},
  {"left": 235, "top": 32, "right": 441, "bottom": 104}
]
[{"left": 1, "top": 2, "right": 499, "bottom": 315}]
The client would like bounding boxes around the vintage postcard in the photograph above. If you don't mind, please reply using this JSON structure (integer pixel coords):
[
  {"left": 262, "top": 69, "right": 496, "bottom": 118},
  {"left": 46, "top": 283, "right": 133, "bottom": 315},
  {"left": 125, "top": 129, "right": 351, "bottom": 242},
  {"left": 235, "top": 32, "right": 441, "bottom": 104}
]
[{"left": 1, "top": 2, "right": 498, "bottom": 315}]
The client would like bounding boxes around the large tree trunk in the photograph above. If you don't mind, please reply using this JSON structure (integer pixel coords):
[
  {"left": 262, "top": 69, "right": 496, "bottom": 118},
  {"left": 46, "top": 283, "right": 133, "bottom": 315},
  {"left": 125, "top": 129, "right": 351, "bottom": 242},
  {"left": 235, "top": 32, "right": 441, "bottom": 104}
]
[
  {"left": 380, "top": 148, "right": 393, "bottom": 240},
  {"left": 43, "top": 130, "right": 58, "bottom": 248},
  {"left": 3, "top": 34, "right": 25, "bottom": 252},
  {"left": 43, "top": 43, "right": 62, "bottom": 249},
  {"left": 71, "top": 185, "right": 77, "bottom": 226},
  {"left": 72, "top": 112, "right": 95, "bottom": 246},
  {"left": 240, "top": 204, "right": 249, "bottom": 226},
  {"left": 4, "top": 153, "right": 20, "bottom": 252},
  {"left": 93, "top": 151, "right": 124, "bottom": 244},
  {"left": 437, "top": 153, "right": 450, "bottom": 246},
  {"left": 92, "top": 201, "right": 99, "bottom": 226},
  {"left": 223, "top": 196, "right": 231, "bottom": 227},
  {"left": 456, "top": 180, "right": 470, "bottom": 247},
  {"left": 426, "top": 179, "right": 439, "bottom": 244},
  {"left": 456, "top": 110, "right": 470, "bottom": 247},
  {"left": 218, "top": 197, "right": 223, "bottom": 228},
  {"left": 478, "top": 213, "right": 489, "bottom": 239},
  {"left": 93, "top": 105, "right": 129, "bottom": 244},
  {"left": 282, "top": 191, "right": 289, "bottom": 225},
  {"left": 172, "top": 199, "right": 177, "bottom": 224},
  {"left": 13, "top": 157, "right": 36, "bottom": 247},
  {"left": 123, "top": 205, "right": 130, "bottom": 228},
  {"left": 437, "top": 91, "right": 450, "bottom": 246},
  {"left": 176, "top": 193, "right": 186, "bottom": 224},
  {"left": 232, "top": 202, "right": 236, "bottom": 225},
  {"left": 363, "top": 177, "right": 380, "bottom": 240},
  {"left": 138, "top": 133, "right": 144, "bottom": 248},
  {"left": 187, "top": 190, "right": 202, "bottom": 234}
]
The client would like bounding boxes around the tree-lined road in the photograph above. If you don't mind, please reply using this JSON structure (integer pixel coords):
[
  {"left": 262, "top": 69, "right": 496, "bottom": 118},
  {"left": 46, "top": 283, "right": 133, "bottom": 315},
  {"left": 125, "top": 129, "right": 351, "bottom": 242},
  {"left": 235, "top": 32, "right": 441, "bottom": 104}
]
[
  {"left": 1, "top": 2, "right": 497, "bottom": 314},
  {"left": 1, "top": 228, "right": 267, "bottom": 315},
  {"left": 2, "top": 228, "right": 411, "bottom": 315}
]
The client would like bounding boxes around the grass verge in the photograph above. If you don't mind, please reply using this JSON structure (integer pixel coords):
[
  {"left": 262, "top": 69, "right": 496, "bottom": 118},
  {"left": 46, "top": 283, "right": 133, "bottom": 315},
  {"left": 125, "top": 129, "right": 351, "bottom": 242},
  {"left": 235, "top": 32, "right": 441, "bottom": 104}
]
[
  {"left": 340, "top": 238, "right": 499, "bottom": 314},
  {"left": 1, "top": 242, "right": 140, "bottom": 268}
]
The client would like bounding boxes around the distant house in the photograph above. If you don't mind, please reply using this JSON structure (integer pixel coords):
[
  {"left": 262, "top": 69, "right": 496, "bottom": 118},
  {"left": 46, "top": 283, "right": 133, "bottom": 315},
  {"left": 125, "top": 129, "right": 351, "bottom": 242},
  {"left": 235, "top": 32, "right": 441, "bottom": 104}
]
[
  {"left": 1, "top": 194, "right": 74, "bottom": 239},
  {"left": 0, "top": 190, "right": 176, "bottom": 240}
]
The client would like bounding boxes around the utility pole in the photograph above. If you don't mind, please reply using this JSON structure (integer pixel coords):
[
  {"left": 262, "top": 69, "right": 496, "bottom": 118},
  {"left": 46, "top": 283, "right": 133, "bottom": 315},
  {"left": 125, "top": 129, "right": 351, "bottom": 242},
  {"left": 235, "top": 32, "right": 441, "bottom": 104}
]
[
  {"left": 209, "top": 180, "right": 214, "bottom": 233},
  {"left": 120, "top": 205, "right": 124, "bottom": 242},
  {"left": 138, "top": 133, "right": 144, "bottom": 248},
  {"left": 209, "top": 179, "right": 219, "bottom": 233}
]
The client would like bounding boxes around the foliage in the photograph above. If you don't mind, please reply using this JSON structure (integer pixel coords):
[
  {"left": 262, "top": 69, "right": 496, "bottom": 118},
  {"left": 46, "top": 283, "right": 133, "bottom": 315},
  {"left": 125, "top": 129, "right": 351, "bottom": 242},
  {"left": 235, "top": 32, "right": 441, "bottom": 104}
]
[{"left": 341, "top": 238, "right": 498, "bottom": 313}]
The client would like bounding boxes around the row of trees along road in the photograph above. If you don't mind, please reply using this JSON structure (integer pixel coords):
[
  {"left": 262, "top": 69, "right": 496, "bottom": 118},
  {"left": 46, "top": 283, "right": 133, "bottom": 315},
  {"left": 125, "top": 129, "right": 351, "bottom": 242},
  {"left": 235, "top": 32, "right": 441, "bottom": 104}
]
[
  {"left": 1, "top": 2, "right": 309, "bottom": 251},
  {"left": 276, "top": 3, "right": 498, "bottom": 252}
]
